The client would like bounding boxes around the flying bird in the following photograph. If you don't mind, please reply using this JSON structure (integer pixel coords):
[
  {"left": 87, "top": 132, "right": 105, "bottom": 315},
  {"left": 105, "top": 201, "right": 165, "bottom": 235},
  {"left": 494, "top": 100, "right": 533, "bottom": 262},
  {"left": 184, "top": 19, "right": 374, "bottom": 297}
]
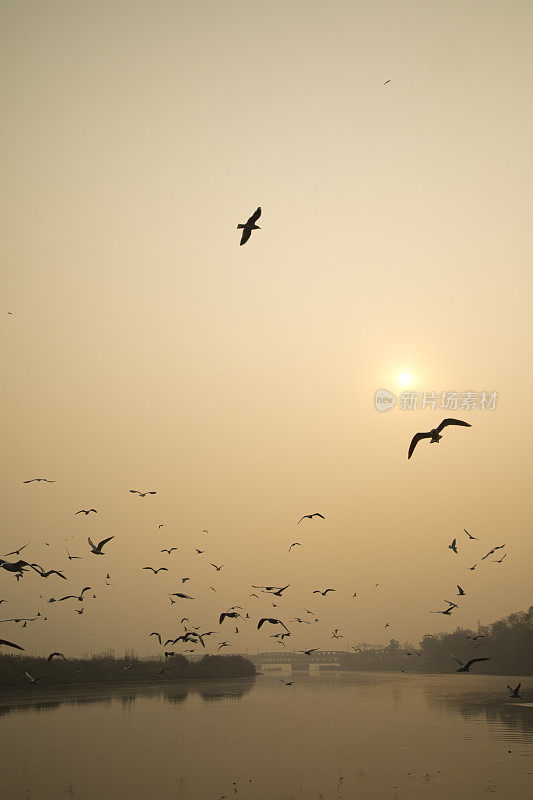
[
  {"left": 299, "top": 649, "right": 319, "bottom": 656},
  {"left": 297, "top": 513, "right": 325, "bottom": 524},
  {"left": 408, "top": 419, "right": 471, "bottom": 459},
  {"left": 161, "top": 548, "right": 178, "bottom": 554},
  {"left": 169, "top": 592, "right": 194, "bottom": 600},
  {"left": 129, "top": 490, "right": 156, "bottom": 497},
  {"left": 218, "top": 642, "right": 231, "bottom": 650},
  {"left": 76, "top": 509, "right": 97, "bottom": 515},
  {"left": 451, "top": 655, "right": 491, "bottom": 672},
  {"left": 210, "top": 563, "right": 225, "bottom": 571},
  {"left": 58, "top": 586, "right": 92, "bottom": 602},
  {"left": 457, "top": 586, "right": 466, "bottom": 596},
  {"left": 25, "top": 671, "right": 46, "bottom": 684},
  {"left": 449, "top": 539, "right": 458, "bottom": 554},
  {"left": 47, "top": 652, "right": 66, "bottom": 662},
  {"left": 312, "top": 588, "right": 336, "bottom": 596},
  {"left": 88, "top": 536, "right": 114, "bottom": 555},
  {"left": 384, "top": 79, "right": 391, "bottom": 85},
  {"left": 0, "top": 639, "right": 24, "bottom": 651},
  {"left": 3, "top": 544, "right": 29, "bottom": 557},
  {"left": 464, "top": 529, "right": 478, "bottom": 540},
  {"left": 257, "top": 618, "right": 289, "bottom": 633},
  {"left": 65, "top": 548, "right": 82, "bottom": 561},
  {"left": 219, "top": 611, "right": 241, "bottom": 625},
  {"left": 493, "top": 553, "right": 507, "bottom": 563},
  {"left": 507, "top": 683, "right": 522, "bottom": 698},
  {"left": 481, "top": 545, "right": 506, "bottom": 560},
  {"left": 30, "top": 564, "right": 66, "bottom": 580},
  {"left": 150, "top": 632, "right": 162, "bottom": 645},
  {"left": 237, "top": 206, "right": 261, "bottom": 246},
  {"left": 22, "top": 478, "right": 55, "bottom": 483},
  {"left": 142, "top": 567, "right": 168, "bottom": 574},
  {"left": 288, "top": 543, "right": 301, "bottom": 552}
]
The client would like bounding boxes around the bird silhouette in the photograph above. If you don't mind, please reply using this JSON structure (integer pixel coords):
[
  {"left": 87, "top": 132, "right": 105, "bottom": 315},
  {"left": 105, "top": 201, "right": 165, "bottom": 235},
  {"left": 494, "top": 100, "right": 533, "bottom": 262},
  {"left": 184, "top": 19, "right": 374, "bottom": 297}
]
[
  {"left": 507, "top": 683, "right": 522, "bottom": 698},
  {"left": 464, "top": 529, "right": 478, "bottom": 540},
  {"left": 257, "top": 618, "right": 289, "bottom": 633},
  {"left": 457, "top": 585, "right": 466, "bottom": 596},
  {"left": 493, "top": 553, "right": 507, "bottom": 563},
  {"left": 408, "top": 419, "right": 471, "bottom": 459},
  {"left": 150, "top": 632, "right": 162, "bottom": 645},
  {"left": 237, "top": 207, "right": 261, "bottom": 246},
  {"left": 0, "top": 638, "right": 24, "bottom": 651},
  {"left": 25, "top": 671, "right": 46, "bottom": 684},
  {"left": 297, "top": 513, "right": 325, "bottom": 524},
  {"left": 210, "top": 563, "right": 225, "bottom": 571},
  {"left": 313, "top": 588, "right": 336, "bottom": 596},
  {"left": 481, "top": 545, "right": 506, "bottom": 560},
  {"left": 22, "top": 478, "right": 55, "bottom": 483},
  {"left": 142, "top": 567, "right": 168, "bottom": 574},
  {"left": 58, "top": 586, "right": 91, "bottom": 602},
  {"left": 75, "top": 509, "right": 97, "bottom": 515},
  {"left": 449, "top": 539, "right": 458, "bottom": 554},
  {"left": 219, "top": 611, "right": 241, "bottom": 625},
  {"left": 451, "top": 655, "right": 491, "bottom": 672},
  {"left": 288, "top": 542, "right": 301, "bottom": 552},
  {"left": 47, "top": 652, "right": 66, "bottom": 662},
  {"left": 88, "top": 536, "right": 114, "bottom": 555},
  {"left": 3, "top": 544, "right": 29, "bottom": 557},
  {"left": 169, "top": 592, "right": 194, "bottom": 600},
  {"left": 129, "top": 489, "right": 156, "bottom": 497},
  {"left": 161, "top": 548, "right": 178, "bottom": 554}
]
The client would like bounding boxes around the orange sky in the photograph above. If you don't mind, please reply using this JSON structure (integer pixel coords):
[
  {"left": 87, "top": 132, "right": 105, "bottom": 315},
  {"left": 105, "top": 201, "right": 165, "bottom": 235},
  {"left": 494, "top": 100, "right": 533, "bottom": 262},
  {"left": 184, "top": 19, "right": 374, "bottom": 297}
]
[{"left": 1, "top": 0, "right": 532, "bottom": 657}]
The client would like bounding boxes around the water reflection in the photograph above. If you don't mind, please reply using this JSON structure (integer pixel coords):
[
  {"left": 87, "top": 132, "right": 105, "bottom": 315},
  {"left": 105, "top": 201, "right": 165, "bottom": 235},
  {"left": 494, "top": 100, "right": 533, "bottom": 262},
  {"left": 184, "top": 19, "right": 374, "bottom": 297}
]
[
  {"left": 425, "top": 685, "right": 533, "bottom": 736},
  {"left": 0, "top": 677, "right": 255, "bottom": 717}
]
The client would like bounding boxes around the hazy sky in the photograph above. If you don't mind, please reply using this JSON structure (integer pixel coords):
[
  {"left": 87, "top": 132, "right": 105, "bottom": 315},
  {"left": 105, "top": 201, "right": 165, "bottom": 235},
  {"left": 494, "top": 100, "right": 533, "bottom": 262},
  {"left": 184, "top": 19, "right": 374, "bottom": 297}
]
[{"left": 1, "top": 0, "right": 532, "bottom": 658}]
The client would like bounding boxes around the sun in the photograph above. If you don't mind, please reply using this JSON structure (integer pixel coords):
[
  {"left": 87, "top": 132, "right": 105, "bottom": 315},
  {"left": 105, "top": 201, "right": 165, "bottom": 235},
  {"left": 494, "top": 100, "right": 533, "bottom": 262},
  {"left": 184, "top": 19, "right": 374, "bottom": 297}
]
[{"left": 397, "top": 373, "right": 412, "bottom": 386}]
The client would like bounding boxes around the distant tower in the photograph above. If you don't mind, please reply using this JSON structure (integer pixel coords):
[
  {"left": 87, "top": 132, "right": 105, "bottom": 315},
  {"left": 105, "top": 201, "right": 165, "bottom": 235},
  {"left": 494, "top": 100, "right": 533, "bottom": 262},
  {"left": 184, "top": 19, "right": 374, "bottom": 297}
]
[{"left": 477, "top": 619, "right": 481, "bottom": 633}]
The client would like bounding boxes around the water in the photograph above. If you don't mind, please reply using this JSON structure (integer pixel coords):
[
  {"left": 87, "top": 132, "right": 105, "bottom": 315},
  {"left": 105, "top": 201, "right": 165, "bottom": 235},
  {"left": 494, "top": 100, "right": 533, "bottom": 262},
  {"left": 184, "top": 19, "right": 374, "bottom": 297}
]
[{"left": 0, "top": 671, "right": 531, "bottom": 799}]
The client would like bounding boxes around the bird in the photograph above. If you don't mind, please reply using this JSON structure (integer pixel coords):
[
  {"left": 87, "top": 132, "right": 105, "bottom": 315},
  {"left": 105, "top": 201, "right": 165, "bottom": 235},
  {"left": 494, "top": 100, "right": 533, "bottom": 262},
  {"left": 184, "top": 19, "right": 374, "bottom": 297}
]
[
  {"left": 481, "top": 545, "right": 505, "bottom": 560},
  {"left": 464, "top": 529, "right": 478, "bottom": 540},
  {"left": 493, "top": 553, "right": 507, "bottom": 563},
  {"left": 469, "top": 564, "right": 477, "bottom": 571},
  {"left": 299, "top": 648, "right": 319, "bottom": 656},
  {"left": 466, "top": 634, "right": 484, "bottom": 641},
  {"left": 3, "top": 544, "right": 29, "bottom": 557},
  {"left": 58, "top": 586, "right": 91, "bottom": 602},
  {"left": 149, "top": 632, "right": 162, "bottom": 645},
  {"left": 65, "top": 547, "right": 82, "bottom": 560},
  {"left": 30, "top": 564, "right": 67, "bottom": 580},
  {"left": 219, "top": 611, "right": 241, "bottom": 625},
  {"left": 267, "top": 584, "right": 290, "bottom": 597},
  {"left": 88, "top": 536, "right": 114, "bottom": 555},
  {"left": 384, "top": 622, "right": 390, "bottom": 629},
  {"left": 75, "top": 509, "right": 97, "bottom": 515},
  {"left": 74, "top": 608, "right": 84, "bottom": 615},
  {"left": 142, "top": 567, "right": 168, "bottom": 574},
  {"left": 169, "top": 593, "right": 194, "bottom": 600},
  {"left": 237, "top": 207, "right": 261, "bottom": 246},
  {"left": 195, "top": 548, "right": 204, "bottom": 554},
  {"left": 180, "top": 577, "right": 191, "bottom": 583},
  {"left": 451, "top": 655, "right": 491, "bottom": 672},
  {"left": 257, "top": 618, "right": 289, "bottom": 633},
  {"left": 431, "top": 605, "right": 457, "bottom": 616},
  {"left": 129, "top": 489, "right": 156, "bottom": 497},
  {"left": 281, "top": 680, "right": 294, "bottom": 686},
  {"left": 313, "top": 588, "right": 336, "bottom": 595},
  {"left": 123, "top": 664, "right": 134, "bottom": 672},
  {"left": 449, "top": 539, "right": 458, "bottom": 554},
  {"left": 288, "top": 543, "right": 301, "bottom": 552},
  {"left": 22, "top": 478, "right": 55, "bottom": 483},
  {"left": 384, "top": 79, "right": 391, "bottom": 85},
  {"left": 507, "top": 683, "right": 522, "bottom": 698},
  {"left": 25, "top": 671, "right": 46, "bottom": 684},
  {"left": 408, "top": 419, "right": 471, "bottom": 459},
  {"left": 297, "top": 513, "right": 325, "bottom": 524},
  {"left": 158, "top": 524, "right": 164, "bottom": 529},
  {"left": 0, "top": 639, "right": 24, "bottom": 651},
  {"left": 161, "top": 548, "right": 178, "bottom": 554},
  {"left": 457, "top": 585, "right": 466, "bottom": 596},
  {"left": 210, "top": 563, "right": 225, "bottom": 571},
  {"left": 47, "top": 652, "right": 66, "bottom": 662},
  {"left": 218, "top": 642, "right": 231, "bottom": 650}
]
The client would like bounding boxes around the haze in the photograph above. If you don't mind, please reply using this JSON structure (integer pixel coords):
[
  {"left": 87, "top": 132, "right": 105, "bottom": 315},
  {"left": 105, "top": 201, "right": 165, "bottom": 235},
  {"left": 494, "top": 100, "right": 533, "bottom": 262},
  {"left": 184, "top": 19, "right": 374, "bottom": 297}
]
[{"left": 1, "top": 0, "right": 532, "bottom": 658}]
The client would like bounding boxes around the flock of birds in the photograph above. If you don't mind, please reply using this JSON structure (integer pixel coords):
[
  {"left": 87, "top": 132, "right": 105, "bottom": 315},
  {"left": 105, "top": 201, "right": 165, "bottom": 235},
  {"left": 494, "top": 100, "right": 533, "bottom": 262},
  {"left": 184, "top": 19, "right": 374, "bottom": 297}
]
[{"left": 0, "top": 210, "right": 521, "bottom": 698}]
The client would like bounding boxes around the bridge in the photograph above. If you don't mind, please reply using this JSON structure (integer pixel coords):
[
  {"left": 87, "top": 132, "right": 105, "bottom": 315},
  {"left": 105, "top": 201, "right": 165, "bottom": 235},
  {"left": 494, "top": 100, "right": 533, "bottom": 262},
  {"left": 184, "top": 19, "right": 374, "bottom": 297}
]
[{"left": 248, "top": 650, "right": 350, "bottom": 671}]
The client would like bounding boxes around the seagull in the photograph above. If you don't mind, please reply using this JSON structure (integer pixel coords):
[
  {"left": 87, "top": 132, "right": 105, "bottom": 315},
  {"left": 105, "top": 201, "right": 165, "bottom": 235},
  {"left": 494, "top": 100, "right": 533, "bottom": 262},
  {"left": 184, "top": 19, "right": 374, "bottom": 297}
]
[
  {"left": 75, "top": 608, "right": 84, "bottom": 614},
  {"left": 88, "top": 536, "right": 114, "bottom": 555},
  {"left": 210, "top": 563, "right": 225, "bottom": 571},
  {"left": 150, "top": 633, "right": 162, "bottom": 645},
  {"left": 75, "top": 509, "right": 97, "bottom": 515},
  {"left": 281, "top": 680, "right": 294, "bottom": 686},
  {"left": 47, "top": 652, "right": 66, "bottom": 662},
  {"left": 449, "top": 539, "right": 458, "bottom": 554},
  {"left": 161, "top": 548, "right": 178, "bottom": 554},
  {"left": 384, "top": 79, "right": 391, "bottom": 85},
  {"left": 466, "top": 634, "right": 484, "bottom": 640},
  {"left": 288, "top": 543, "right": 301, "bottom": 552},
  {"left": 142, "top": 567, "right": 168, "bottom": 574},
  {"left": 299, "top": 648, "right": 319, "bottom": 656},
  {"left": 218, "top": 642, "right": 231, "bottom": 650},
  {"left": 266, "top": 584, "right": 290, "bottom": 597},
  {"left": 25, "top": 671, "right": 46, "bottom": 684},
  {"left": 129, "top": 489, "right": 156, "bottom": 497},
  {"left": 123, "top": 664, "right": 134, "bottom": 672},
  {"left": 469, "top": 564, "right": 477, "bottom": 571},
  {"left": 195, "top": 548, "right": 204, "bottom": 554},
  {"left": 313, "top": 588, "right": 336, "bottom": 595},
  {"left": 219, "top": 611, "right": 241, "bottom": 624},
  {"left": 180, "top": 577, "right": 191, "bottom": 583},
  {"left": 493, "top": 553, "right": 507, "bottom": 563},
  {"left": 169, "top": 592, "right": 194, "bottom": 599},
  {"left": 30, "top": 564, "right": 67, "bottom": 580},
  {"left": 0, "top": 638, "right": 24, "bottom": 650},
  {"left": 158, "top": 524, "right": 164, "bottom": 529},
  {"left": 507, "top": 683, "right": 522, "bottom": 698},
  {"left": 451, "top": 654, "right": 491, "bottom": 672},
  {"left": 457, "top": 585, "right": 466, "bottom": 596},
  {"left": 481, "top": 545, "right": 506, "bottom": 560},
  {"left": 22, "top": 478, "right": 55, "bottom": 483},
  {"left": 237, "top": 207, "right": 261, "bottom": 246},
  {"left": 430, "top": 605, "right": 457, "bottom": 616},
  {"left": 297, "top": 513, "right": 325, "bottom": 524},
  {"left": 257, "top": 618, "right": 290, "bottom": 633},
  {"left": 464, "top": 529, "right": 478, "bottom": 540},
  {"left": 3, "top": 544, "right": 29, "bottom": 557},
  {"left": 408, "top": 419, "right": 471, "bottom": 459},
  {"left": 58, "top": 586, "right": 92, "bottom": 602},
  {"left": 65, "top": 548, "right": 82, "bottom": 560}
]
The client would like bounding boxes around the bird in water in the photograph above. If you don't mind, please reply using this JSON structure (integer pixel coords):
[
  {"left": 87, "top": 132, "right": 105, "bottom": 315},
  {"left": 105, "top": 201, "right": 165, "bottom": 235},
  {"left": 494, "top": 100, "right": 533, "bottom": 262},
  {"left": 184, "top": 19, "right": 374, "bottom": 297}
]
[
  {"left": 88, "top": 536, "right": 114, "bottom": 555},
  {"left": 451, "top": 654, "right": 491, "bottom": 672},
  {"left": 237, "top": 207, "right": 261, "bottom": 246},
  {"left": 408, "top": 418, "right": 471, "bottom": 459},
  {"left": 297, "top": 513, "right": 325, "bottom": 524},
  {"left": 507, "top": 683, "right": 523, "bottom": 698}
]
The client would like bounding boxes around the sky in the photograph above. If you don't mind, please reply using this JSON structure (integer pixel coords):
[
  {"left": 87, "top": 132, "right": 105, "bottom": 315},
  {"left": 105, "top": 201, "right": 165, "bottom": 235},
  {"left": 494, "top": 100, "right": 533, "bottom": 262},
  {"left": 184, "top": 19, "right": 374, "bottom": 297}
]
[{"left": 1, "top": 0, "right": 532, "bottom": 658}]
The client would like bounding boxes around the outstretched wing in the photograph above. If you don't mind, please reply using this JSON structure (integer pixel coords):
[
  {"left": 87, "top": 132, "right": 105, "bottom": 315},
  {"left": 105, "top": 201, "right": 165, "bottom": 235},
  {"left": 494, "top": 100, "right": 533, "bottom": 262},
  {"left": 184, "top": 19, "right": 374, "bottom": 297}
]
[
  {"left": 249, "top": 207, "right": 261, "bottom": 224},
  {"left": 81, "top": 587, "right": 92, "bottom": 595},
  {"left": 463, "top": 657, "right": 491, "bottom": 670},
  {"left": 436, "top": 418, "right": 471, "bottom": 433},
  {"left": 88, "top": 537, "right": 96, "bottom": 550},
  {"left": 257, "top": 618, "right": 267, "bottom": 629},
  {"left": 450, "top": 652, "right": 463, "bottom": 666},
  {"left": 239, "top": 227, "right": 252, "bottom": 246},
  {"left": 515, "top": 682, "right": 521, "bottom": 693},
  {"left": 408, "top": 431, "right": 432, "bottom": 459},
  {"left": 0, "top": 639, "right": 24, "bottom": 650},
  {"left": 97, "top": 536, "right": 114, "bottom": 550}
]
